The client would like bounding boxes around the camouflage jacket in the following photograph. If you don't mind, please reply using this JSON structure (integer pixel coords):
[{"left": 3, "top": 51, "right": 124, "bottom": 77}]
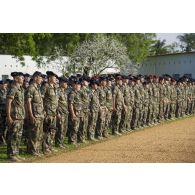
[
  {"left": 80, "top": 87, "right": 90, "bottom": 112},
  {"left": 113, "top": 85, "right": 124, "bottom": 109},
  {"left": 41, "top": 83, "right": 58, "bottom": 116},
  {"left": 98, "top": 87, "right": 107, "bottom": 108},
  {"left": 26, "top": 83, "right": 44, "bottom": 119},
  {"left": 105, "top": 86, "right": 113, "bottom": 110},
  {"left": 57, "top": 87, "right": 69, "bottom": 115},
  {"left": 6, "top": 83, "right": 25, "bottom": 120},
  {"left": 89, "top": 89, "right": 100, "bottom": 112}
]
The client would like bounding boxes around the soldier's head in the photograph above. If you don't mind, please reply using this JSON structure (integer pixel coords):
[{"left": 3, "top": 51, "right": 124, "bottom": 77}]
[
  {"left": 90, "top": 80, "right": 98, "bottom": 90},
  {"left": 14, "top": 72, "right": 24, "bottom": 85},
  {"left": 143, "top": 81, "right": 149, "bottom": 89},
  {"left": 116, "top": 76, "right": 123, "bottom": 85},
  {"left": 99, "top": 77, "right": 107, "bottom": 87},
  {"left": 0, "top": 80, "right": 7, "bottom": 90},
  {"left": 81, "top": 77, "right": 90, "bottom": 87},
  {"left": 107, "top": 77, "right": 113, "bottom": 87},
  {"left": 24, "top": 73, "right": 31, "bottom": 82},
  {"left": 122, "top": 76, "right": 129, "bottom": 85},
  {"left": 159, "top": 77, "right": 164, "bottom": 84},
  {"left": 59, "top": 77, "right": 68, "bottom": 89},
  {"left": 73, "top": 80, "right": 81, "bottom": 91},
  {"left": 32, "top": 71, "right": 43, "bottom": 85},
  {"left": 171, "top": 78, "right": 177, "bottom": 85},
  {"left": 46, "top": 71, "right": 58, "bottom": 85}
]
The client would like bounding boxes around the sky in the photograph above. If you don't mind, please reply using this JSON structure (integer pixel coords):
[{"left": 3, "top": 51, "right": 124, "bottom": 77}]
[{"left": 156, "top": 33, "right": 183, "bottom": 45}]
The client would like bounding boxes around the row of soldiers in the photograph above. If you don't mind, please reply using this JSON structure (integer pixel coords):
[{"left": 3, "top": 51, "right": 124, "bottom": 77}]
[{"left": 0, "top": 71, "right": 195, "bottom": 162}]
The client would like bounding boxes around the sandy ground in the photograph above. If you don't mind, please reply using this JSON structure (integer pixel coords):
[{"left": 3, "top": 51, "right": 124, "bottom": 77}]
[{"left": 34, "top": 116, "right": 195, "bottom": 163}]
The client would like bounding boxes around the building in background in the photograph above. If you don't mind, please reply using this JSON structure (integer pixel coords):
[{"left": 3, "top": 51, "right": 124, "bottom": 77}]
[
  {"left": 139, "top": 52, "right": 195, "bottom": 79},
  {"left": 0, "top": 55, "right": 63, "bottom": 80}
]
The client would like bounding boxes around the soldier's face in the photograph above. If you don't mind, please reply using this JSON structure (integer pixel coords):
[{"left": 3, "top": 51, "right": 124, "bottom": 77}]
[
  {"left": 117, "top": 79, "right": 123, "bottom": 85},
  {"left": 74, "top": 84, "right": 81, "bottom": 91},
  {"left": 82, "top": 81, "right": 89, "bottom": 87},
  {"left": 49, "top": 76, "right": 57, "bottom": 84},
  {"left": 35, "top": 76, "right": 43, "bottom": 85},
  {"left": 62, "top": 82, "right": 68, "bottom": 89},
  {"left": 16, "top": 76, "right": 24, "bottom": 85},
  {"left": 107, "top": 81, "right": 112, "bottom": 87}
]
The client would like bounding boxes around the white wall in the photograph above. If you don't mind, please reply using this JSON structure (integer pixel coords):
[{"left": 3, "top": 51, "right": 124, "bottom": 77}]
[
  {"left": 139, "top": 53, "right": 195, "bottom": 78},
  {"left": 0, "top": 55, "right": 63, "bottom": 80}
]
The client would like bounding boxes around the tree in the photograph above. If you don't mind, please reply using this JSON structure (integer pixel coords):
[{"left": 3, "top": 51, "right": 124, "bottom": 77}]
[
  {"left": 177, "top": 33, "right": 195, "bottom": 52},
  {"left": 67, "top": 35, "right": 130, "bottom": 75},
  {"left": 150, "top": 39, "right": 170, "bottom": 55}
]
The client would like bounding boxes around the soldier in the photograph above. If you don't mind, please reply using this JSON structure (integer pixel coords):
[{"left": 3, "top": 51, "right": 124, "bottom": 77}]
[
  {"left": 142, "top": 81, "right": 150, "bottom": 127},
  {"left": 80, "top": 77, "right": 90, "bottom": 141},
  {"left": 169, "top": 79, "right": 177, "bottom": 119},
  {"left": 87, "top": 80, "right": 99, "bottom": 141},
  {"left": 176, "top": 81, "right": 183, "bottom": 118},
  {"left": 26, "top": 71, "right": 44, "bottom": 156},
  {"left": 132, "top": 78, "right": 142, "bottom": 129},
  {"left": 41, "top": 71, "right": 58, "bottom": 153},
  {"left": 96, "top": 77, "right": 108, "bottom": 139},
  {"left": 129, "top": 78, "right": 135, "bottom": 129},
  {"left": 6, "top": 72, "right": 25, "bottom": 162},
  {"left": 105, "top": 77, "right": 114, "bottom": 134},
  {"left": 0, "top": 80, "right": 7, "bottom": 145},
  {"left": 112, "top": 76, "right": 124, "bottom": 135},
  {"left": 120, "top": 76, "right": 131, "bottom": 131},
  {"left": 55, "top": 77, "right": 69, "bottom": 148},
  {"left": 68, "top": 80, "right": 83, "bottom": 144}
]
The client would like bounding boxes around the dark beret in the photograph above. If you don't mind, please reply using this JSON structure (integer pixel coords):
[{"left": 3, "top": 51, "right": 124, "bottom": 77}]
[
  {"left": 32, "top": 71, "right": 43, "bottom": 78},
  {"left": 24, "top": 73, "right": 30, "bottom": 77},
  {"left": 46, "top": 71, "right": 58, "bottom": 78},
  {"left": 11, "top": 72, "right": 18, "bottom": 77},
  {"left": 59, "top": 77, "right": 68, "bottom": 83}
]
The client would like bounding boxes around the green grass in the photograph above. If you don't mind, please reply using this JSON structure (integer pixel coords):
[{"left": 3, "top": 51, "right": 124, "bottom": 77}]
[{"left": 1, "top": 114, "right": 194, "bottom": 163}]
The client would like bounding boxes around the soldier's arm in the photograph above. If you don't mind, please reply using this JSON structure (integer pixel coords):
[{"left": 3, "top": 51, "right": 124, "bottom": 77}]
[{"left": 68, "top": 93, "right": 76, "bottom": 119}]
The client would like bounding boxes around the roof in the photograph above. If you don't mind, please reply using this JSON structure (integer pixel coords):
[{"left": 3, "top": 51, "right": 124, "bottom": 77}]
[{"left": 149, "top": 51, "right": 195, "bottom": 58}]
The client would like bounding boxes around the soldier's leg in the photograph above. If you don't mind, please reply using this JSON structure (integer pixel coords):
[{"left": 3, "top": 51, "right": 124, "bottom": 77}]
[
  {"left": 88, "top": 111, "right": 98, "bottom": 140},
  {"left": 69, "top": 117, "right": 79, "bottom": 144},
  {"left": 132, "top": 107, "right": 139, "bottom": 129},
  {"left": 27, "top": 119, "right": 43, "bottom": 155},
  {"left": 7, "top": 120, "right": 24, "bottom": 160}
]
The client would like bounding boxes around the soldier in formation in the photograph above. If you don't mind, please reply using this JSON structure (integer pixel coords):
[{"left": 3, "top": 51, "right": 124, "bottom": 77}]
[{"left": 1, "top": 71, "right": 195, "bottom": 162}]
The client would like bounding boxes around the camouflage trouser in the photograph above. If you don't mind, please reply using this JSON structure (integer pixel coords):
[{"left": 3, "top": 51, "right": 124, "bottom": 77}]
[
  {"left": 132, "top": 106, "right": 140, "bottom": 129},
  {"left": 164, "top": 102, "right": 170, "bottom": 119},
  {"left": 147, "top": 102, "right": 154, "bottom": 124},
  {"left": 153, "top": 100, "right": 159, "bottom": 123},
  {"left": 56, "top": 114, "right": 68, "bottom": 146},
  {"left": 97, "top": 108, "right": 107, "bottom": 136},
  {"left": 7, "top": 120, "right": 24, "bottom": 158},
  {"left": 112, "top": 107, "right": 122, "bottom": 133},
  {"left": 142, "top": 104, "right": 149, "bottom": 126},
  {"left": 88, "top": 110, "right": 99, "bottom": 139},
  {"left": 191, "top": 100, "right": 195, "bottom": 114},
  {"left": 0, "top": 111, "right": 7, "bottom": 145},
  {"left": 186, "top": 100, "right": 192, "bottom": 115},
  {"left": 176, "top": 101, "right": 182, "bottom": 118},
  {"left": 159, "top": 101, "right": 164, "bottom": 121},
  {"left": 69, "top": 115, "right": 84, "bottom": 143},
  {"left": 27, "top": 118, "right": 44, "bottom": 154},
  {"left": 82, "top": 111, "right": 89, "bottom": 139},
  {"left": 105, "top": 108, "right": 113, "bottom": 132},
  {"left": 43, "top": 115, "right": 56, "bottom": 150},
  {"left": 170, "top": 102, "right": 176, "bottom": 118},
  {"left": 120, "top": 106, "right": 133, "bottom": 130},
  {"left": 182, "top": 100, "right": 187, "bottom": 116},
  {"left": 139, "top": 104, "right": 145, "bottom": 127}
]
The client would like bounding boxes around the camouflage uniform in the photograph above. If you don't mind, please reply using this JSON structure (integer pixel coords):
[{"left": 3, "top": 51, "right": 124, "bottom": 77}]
[
  {"left": 120, "top": 84, "right": 131, "bottom": 131},
  {"left": 88, "top": 89, "right": 100, "bottom": 139},
  {"left": 170, "top": 84, "right": 177, "bottom": 119},
  {"left": 129, "top": 86, "right": 135, "bottom": 129},
  {"left": 176, "top": 84, "right": 183, "bottom": 118},
  {"left": 26, "top": 83, "right": 44, "bottom": 155},
  {"left": 0, "top": 88, "right": 7, "bottom": 144},
  {"left": 55, "top": 87, "right": 69, "bottom": 147},
  {"left": 142, "top": 86, "right": 149, "bottom": 126},
  {"left": 80, "top": 87, "right": 90, "bottom": 140},
  {"left": 164, "top": 83, "right": 171, "bottom": 120},
  {"left": 41, "top": 83, "right": 58, "bottom": 151},
  {"left": 159, "top": 84, "right": 166, "bottom": 121},
  {"left": 105, "top": 86, "right": 113, "bottom": 133},
  {"left": 147, "top": 83, "right": 154, "bottom": 125},
  {"left": 138, "top": 84, "right": 145, "bottom": 127},
  {"left": 97, "top": 86, "right": 107, "bottom": 137},
  {"left": 6, "top": 83, "right": 25, "bottom": 158},
  {"left": 112, "top": 84, "right": 124, "bottom": 133},
  {"left": 68, "top": 90, "right": 83, "bottom": 143}
]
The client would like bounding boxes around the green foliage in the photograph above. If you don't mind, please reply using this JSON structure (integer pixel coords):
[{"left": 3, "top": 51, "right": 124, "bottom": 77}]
[
  {"left": 177, "top": 33, "right": 195, "bottom": 52},
  {"left": 0, "top": 33, "right": 156, "bottom": 68}
]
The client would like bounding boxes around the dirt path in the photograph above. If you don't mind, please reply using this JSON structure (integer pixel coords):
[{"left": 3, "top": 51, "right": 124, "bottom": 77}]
[{"left": 34, "top": 116, "right": 195, "bottom": 163}]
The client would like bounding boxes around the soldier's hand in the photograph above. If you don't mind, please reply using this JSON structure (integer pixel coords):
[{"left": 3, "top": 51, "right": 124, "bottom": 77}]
[
  {"left": 30, "top": 115, "right": 36, "bottom": 125},
  {"left": 57, "top": 114, "right": 61, "bottom": 120},
  {"left": 72, "top": 114, "right": 77, "bottom": 121},
  {"left": 6, "top": 116, "right": 13, "bottom": 127}
]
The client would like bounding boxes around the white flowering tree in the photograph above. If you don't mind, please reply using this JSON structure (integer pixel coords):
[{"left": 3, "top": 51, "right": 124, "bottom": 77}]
[{"left": 68, "top": 36, "right": 130, "bottom": 76}]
